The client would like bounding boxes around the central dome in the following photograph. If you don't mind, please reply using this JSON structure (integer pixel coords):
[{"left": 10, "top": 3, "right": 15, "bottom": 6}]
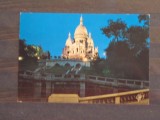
[
  {"left": 74, "top": 25, "right": 88, "bottom": 36},
  {"left": 74, "top": 15, "right": 88, "bottom": 38}
]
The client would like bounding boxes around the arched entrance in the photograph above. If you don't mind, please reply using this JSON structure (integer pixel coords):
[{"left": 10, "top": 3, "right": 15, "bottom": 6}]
[
  {"left": 54, "top": 63, "right": 60, "bottom": 67},
  {"left": 65, "top": 63, "right": 71, "bottom": 67},
  {"left": 75, "top": 63, "right": 81, "bottom": 68}
]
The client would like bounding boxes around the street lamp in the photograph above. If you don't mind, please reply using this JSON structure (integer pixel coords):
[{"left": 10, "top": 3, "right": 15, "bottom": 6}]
[
  {"left": 18, "top": 56, "right": 23, "bottom": 61},
  {"left": 37, "top": 56, "right": 40, "bottom": 60}
]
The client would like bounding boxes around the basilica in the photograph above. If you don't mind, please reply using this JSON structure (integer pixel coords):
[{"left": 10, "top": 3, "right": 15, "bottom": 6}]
[{"left": 62, "top": 15, "right": 98, "bottom": 61}]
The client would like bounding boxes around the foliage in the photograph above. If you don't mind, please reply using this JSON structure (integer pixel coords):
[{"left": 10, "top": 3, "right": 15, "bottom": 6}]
[
  {"left": 41, "top": 51, "right": 51, "bottom": 59},
  {"left": 127, "top": 26, "right": 149, "bottom": 55},
  {"left": 46, "top": 65, "right": 71, "bottom": 74},
  {"left": 101, "top": 19, "right": 127, "bottom": 42},
  {"left": 138, "top": 14, "right": 149, "bottom": 27},
  {"left": 79, "top": 59, "right": 110, "bottom": 77},
  {"left": 101, "top": 15, "right": 149, "bottom": 80},
  {"left": 19, "top": 40, "right": 43, "bottom": 59},
  {"left": 19, "top": 39, "right": 43, "bottom": 71}
]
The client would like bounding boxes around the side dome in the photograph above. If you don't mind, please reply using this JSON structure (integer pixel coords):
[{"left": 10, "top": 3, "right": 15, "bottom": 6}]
[
  {"left": 65, "top": 32, "right": 72, "bottom": 46},
  {"left": 74, "top": 15, "right": 88, "bottom": 38},
  {"left": 87, "top": 33, "right": 94, "bottom": 45}
]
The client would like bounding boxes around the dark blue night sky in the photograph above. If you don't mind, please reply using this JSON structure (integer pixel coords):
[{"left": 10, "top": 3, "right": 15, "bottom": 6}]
[{"left": 20, "top": 13, "right": 142, "bottom": 58}]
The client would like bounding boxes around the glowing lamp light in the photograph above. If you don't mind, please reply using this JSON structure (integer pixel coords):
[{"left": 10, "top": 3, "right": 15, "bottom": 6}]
[
  {"left": 83, "top": 58, "right": 88, "bottom": 62},
  {"left": 18, "top": 56, "right": 23, "bottom": 61},
  {"left": 103, "top": 52, "right": 106, "bottom": 56},
  {"left": 35, "top": 53, "right": 38, "bottom": 56},
  {"left": 83, "top": 58, "right": 88, "bottom": 67},
  {"left": 37, "top": 57, "right": 40, "bottom": 60}
]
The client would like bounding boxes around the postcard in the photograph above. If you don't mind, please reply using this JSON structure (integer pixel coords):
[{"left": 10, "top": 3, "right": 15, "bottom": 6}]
[{"left": 18, "top": 13, "right": 149, "bottom": 104}]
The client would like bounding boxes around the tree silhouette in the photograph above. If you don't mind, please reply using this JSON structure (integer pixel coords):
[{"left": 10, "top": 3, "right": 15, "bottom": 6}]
[
  {"left": 101, "top": 15, "right": 149, "bottom": 80},
  {"left": 138, "top": 14, "right": 149, "bottom": 27},
  {"left": 127, "top": 26, "right": 148, "bottom": 55},
  {"left": 101, "top": 19, "right": 127, "bottom": 42}
]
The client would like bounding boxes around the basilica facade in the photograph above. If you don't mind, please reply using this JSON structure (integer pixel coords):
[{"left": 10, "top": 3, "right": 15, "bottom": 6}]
[{"left": 62, "top": 16, "right": 98, "bottom": 61}]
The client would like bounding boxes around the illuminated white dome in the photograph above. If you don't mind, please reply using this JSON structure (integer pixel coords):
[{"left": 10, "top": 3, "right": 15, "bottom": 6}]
[
  {"left": 74, "top": 15, "right": 88, "bottom": 38},
  {"left": 62, "top": 15, "right": 99, "bottom": 60}
]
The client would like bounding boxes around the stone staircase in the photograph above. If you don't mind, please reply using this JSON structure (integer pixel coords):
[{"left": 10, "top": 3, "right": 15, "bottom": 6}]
[
  {"left": 33, "top": 65, "right": 47, "bottom": 74},
  {"left": 65, "top": 66, "right": 82, "bottom": 75}
]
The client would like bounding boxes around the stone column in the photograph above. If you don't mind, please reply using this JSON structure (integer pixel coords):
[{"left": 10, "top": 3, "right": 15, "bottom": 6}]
[
  {"left": 34, "top": 82, "right": 41, "bottom": 99},
  {"left": 140, "top": 82, "right": 144, "bottom": 89},
  {"left": 113, "top": 88, "right": 118, "bottom": 93},
  {"left": 41, "top": 81, "right": 46, "bottom": 98},
  {"left": 51, "top": 82, "right": 54, "bottom": 93},
  {"left": 46, "top": 82, "right": 52, "bottom": 97},
  {"left": 80, "top": 82, "right": 85, "bottom": 97},
  {"left": 115, "top": 96, "right": 120, "bottom": 104}
]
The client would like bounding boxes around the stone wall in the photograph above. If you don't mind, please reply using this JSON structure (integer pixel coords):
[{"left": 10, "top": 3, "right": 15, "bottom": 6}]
[{"left": 39, "top": 59, "right": 90, "bottom": 67}]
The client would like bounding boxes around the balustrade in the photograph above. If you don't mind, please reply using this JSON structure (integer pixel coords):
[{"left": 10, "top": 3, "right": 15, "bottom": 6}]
[
  {"left": 79, "top": 89, "right": 149, "bottom": 104},
  {"left": 87, "top": 75, "right": 149, "bottom": 89}
]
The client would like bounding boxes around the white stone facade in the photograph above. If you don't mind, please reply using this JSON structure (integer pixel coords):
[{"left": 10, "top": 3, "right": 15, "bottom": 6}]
[{"left": 62, "top": 15, "right": 98, "bottom": 61}]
